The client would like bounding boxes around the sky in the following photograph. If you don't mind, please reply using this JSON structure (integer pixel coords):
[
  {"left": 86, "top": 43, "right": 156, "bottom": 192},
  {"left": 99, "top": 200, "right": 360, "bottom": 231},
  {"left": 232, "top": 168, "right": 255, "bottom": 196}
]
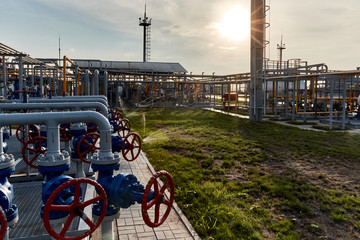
[{"left": 1, "top": 0, "right": 359, "bottom": 75}]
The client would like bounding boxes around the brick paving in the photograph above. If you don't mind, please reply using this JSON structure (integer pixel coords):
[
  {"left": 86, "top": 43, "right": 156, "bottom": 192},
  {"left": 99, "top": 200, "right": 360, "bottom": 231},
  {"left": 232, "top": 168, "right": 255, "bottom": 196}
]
[{"left": 114, "top": 151, "right": 200, "bottom": 240}]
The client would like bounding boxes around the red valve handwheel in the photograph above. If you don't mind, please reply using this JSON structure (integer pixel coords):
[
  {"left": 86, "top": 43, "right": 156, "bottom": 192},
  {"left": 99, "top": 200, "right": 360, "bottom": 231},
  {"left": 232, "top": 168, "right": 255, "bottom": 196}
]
[
  {"left": 76, "top": 133, "right": 100, "bottom": 164},
  {"left": 122, "top": 132, "right": 142, "bottom": 162},
  {"left": 60, "top": 123, "right": 72, "bottom": 142},
  {"left": 141, "top": 171, "right": 174, "bottom": 228},
  {"left": 117, "top": 118, "right": 131, "bottom": 138},
  {"left": 86, "top": 122, "right": 98, "bottom": 133},
  {"left": 114, "top": 111, "right": 123, "bottom": 120},
  {"left": 16, "top": 124, "right": 39, "bottom": 144},
  {"left": 0, "top": 206, "right": 7, "bottom": 240},
  {"left": 113, "top": 107, "right": 122, "bottom": 113},
  {"left": 22, "top": 136, "right": 47, "bottom": 168},
  {"left": 43, "top": 178, "right": 107, "bottom": 240}
]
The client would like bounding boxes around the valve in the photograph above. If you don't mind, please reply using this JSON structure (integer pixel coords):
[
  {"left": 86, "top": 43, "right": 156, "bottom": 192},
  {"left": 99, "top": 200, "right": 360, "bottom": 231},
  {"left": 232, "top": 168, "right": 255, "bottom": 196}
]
[
  {"left": 16, "top": 124, "right": 39, "bottom": 144},
  {"left": 122, "top": 132, "right": 142, "bottom": 162},
  {"left": 113, "top": 107, "right": 122, "bottom": 115},
  {"left": 76, "top": 132, "right": 100, "bottom": 164},
  {"left": 2, "top": 127, "right": 10, "bottom": 154},
  {"left": 60, "top": 123, "right": 72, "bottom": 142},
  {"left": 117, "top": 118, "right": 131, "bottom": 138},
  {"left": 43, "top": 178, "right": 107, "bottom": 240},
  {"left": 0, "top": 206, "right": 7, "bottom": 240},
  {"left": 142, "top": 171, "right": 174, "bottom": 228},
  {"left": 0, "top": 158, "right": 18, "bottom": 229},
  {"left": 86, "top": 122, "right": 98, "bottom": 133},
  {"left": 22, "top": 136, "right": 47, "bottom": 168}
]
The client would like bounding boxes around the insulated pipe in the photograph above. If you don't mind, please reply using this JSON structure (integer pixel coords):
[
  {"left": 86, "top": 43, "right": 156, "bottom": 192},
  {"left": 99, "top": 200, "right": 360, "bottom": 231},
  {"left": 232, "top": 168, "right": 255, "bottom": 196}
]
[
  {"left": 94, "top": 70, "right": 99, "bottom": 95},
  {"left": 2, "top": 56, "right": 6, "bottom": 97},
  {"left": 52, "top": 95, "right": 108, "bottom": 101},
  {"left": 104, "top": 71, "right": 108, "bottom": 98},
  {"left": 40, "top": 65, "right": 43, "bottom": 97},
  {"left": 85, "top": 70, "right": 90, "bottom": 95},
  {"left": 27, "top": 98, "right": 109, "bottom": 107},
  {"left": 74, "top": 67, "right": 78, "bottom": 96},
  {"left": 0, "top": 102, "right": 109, "bottom": 119},
  {"left": 18, "top": 56, "right": 23, "bottom": 100},
  {"left": 0, "top": 111, "right": 112, "bottom": 159}
]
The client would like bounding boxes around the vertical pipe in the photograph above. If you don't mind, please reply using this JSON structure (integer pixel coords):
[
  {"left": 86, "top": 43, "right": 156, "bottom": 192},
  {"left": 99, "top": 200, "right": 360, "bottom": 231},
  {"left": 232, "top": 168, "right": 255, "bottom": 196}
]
[
  {"left": 228, "top": 83, "right": 230, "bottom": 109},
  {"left": 104, "top": 71, "right": 108, "bottom": 98},
  {"left": 292, "top": 79, "right": 296, "bottom": 121},
  {"left": 275, "top": 79, "right": 278, "bottom": 117},
  {"left": 85, "top": 70, "right": 90, "bottom": 96},
  {"left": 19, "top": 56, "right": 23, "bottom": 100},
  {"left": 63, "top": 56, "right": 66, "bottom": 96},
  {"left": 285, "top": 80, "right": 289, "bottom": 117},
  {"left": 75, "top": 67, "right": 78, "bottom": 96},
  {"left": 94, "top": 70, "right": 99, "bottom": 95},
  {"left": 296, "top": 77, "right": 299, "bottom": 114},
  {"left": 342, "top": 78, "right": 346, "bottom": 130},
  {"left": 2, "top": 56, "right": 6, "bottom": 98},
  {"left": 40, "top": 65, "right": 43, "bottom": 97},
  {"left": 329, "top": 78, "right": 334, "bottom": 130},
  {"left": 250, "top": 0, "right": 265, "bottom": 121},
  {"left": 303, "top": 79, "right": 307, "bottom": 121}
]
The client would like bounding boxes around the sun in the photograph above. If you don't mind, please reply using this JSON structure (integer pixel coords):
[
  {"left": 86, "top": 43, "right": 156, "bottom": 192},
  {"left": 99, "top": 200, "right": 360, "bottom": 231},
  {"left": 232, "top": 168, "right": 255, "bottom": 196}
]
[{"left": 215, "top": 7, "right": 250, "bottom": 41}]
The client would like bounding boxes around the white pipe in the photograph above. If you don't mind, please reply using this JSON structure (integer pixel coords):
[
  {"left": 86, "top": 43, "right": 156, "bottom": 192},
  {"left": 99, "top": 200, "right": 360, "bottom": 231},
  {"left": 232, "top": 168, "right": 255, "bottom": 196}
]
[
  {"left": 0, "top": 102, "right": 109, "bottom": 119},
  {"left": 52, "top": 95, "right": 108, "bottom": 101},
  {"left": 0, "top": 111, "right": 112, "bottom": 161},
  {"left": 26, "top": 98, "right": 109, "bottom": 107},
  {"left": 85, "top": 70, "right": 90, "bottom": 95},
  {"left": 94, "top": 70, "right": 99, "bottom": 95},
  {"left": 104, "top": 72, "right": 108, "bottom": 98}
]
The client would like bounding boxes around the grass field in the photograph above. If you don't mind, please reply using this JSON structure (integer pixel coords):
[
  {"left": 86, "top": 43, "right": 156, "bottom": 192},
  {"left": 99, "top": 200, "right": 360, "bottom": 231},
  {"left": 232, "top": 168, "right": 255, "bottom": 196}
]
[{"left": 124, "top": 108, "right": 360, "bottom": 239}]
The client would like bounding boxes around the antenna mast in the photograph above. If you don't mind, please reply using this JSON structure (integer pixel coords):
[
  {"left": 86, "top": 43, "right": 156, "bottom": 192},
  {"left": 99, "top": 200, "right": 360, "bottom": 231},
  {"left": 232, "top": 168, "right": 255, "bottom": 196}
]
[
  {"left": 277, "top": 35, "right": 286, "bottom": 69},
  {"left": 139, "top": 4, "right": 152, "bottom": 62}
]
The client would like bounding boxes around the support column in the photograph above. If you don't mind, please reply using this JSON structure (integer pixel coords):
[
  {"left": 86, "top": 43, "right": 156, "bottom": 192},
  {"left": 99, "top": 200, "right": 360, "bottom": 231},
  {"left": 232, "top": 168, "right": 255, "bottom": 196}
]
[
  {"left": 342, "top": 78, "right": 346, "bottom": 130},
  {"left": 329, "top": 78, "right": 334, "bottom": 130},
  {"left": 104, "top": 71, "right": 108, "bottom": 98},
  {"left": 19, "top": 56, "right": 23, "bottom": 100},
  {"left": 74, "top": 67, "right": 78, "bottom": 96},
  {"left": 40, "top": 65, "right": 43, "bottom": 97},
  {"left": 2, "top": 56, "right": 6, "bottom": 97},
  {"left": 250, "top": 0, "right": 265, "bottom": 121}
]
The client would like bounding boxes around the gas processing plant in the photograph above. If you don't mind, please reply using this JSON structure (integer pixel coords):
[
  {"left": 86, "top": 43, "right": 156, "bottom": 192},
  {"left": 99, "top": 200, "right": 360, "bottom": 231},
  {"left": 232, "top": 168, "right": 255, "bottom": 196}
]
[{"left": 0, "top": 0, "right": 359, "bottom": 239}]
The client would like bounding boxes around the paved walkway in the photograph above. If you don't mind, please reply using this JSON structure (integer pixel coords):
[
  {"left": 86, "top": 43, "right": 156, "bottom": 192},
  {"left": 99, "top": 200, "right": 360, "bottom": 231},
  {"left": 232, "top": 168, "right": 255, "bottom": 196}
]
[{"left": 113, "top": 151, "right": 200, "bottom": 240}]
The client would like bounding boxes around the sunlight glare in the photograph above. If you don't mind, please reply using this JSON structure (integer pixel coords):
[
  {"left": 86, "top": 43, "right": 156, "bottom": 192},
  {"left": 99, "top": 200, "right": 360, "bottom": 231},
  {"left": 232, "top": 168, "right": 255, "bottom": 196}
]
[{"left": 215, "top": 7, "right": 250, "bottom": 41}]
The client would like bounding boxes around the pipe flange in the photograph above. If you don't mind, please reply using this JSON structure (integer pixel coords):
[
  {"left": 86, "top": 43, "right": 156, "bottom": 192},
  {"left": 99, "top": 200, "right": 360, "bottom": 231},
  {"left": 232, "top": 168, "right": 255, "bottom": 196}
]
[
  {"left": 0, "top": 154, "right": 15, "bottom": 170},
  {"left": 91, "top": 151, "right": 120, "bottom": 166},
  {"left": 38, "top": 151, "right": 70, "bottom": 167}
]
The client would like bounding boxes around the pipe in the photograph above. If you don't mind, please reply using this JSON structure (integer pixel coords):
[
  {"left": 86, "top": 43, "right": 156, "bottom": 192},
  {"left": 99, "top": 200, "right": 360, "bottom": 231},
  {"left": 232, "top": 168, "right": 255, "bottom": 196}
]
[
  {"left": 63, "top": 56, "right": 66, "bottom": 95},
  {"left": 85, "top": 70, "right": 90, "bottom": 95},
  {"left": 0, "top": 102, "right": 109, "bottom": 119},
  {"left": 52, "top": 95, "right": 108, "bottom": 101},
  {"left": 40, "top": 65, "right": 43, "bottom": 97},
  {"left": 94, "top": 70, "right": 99, "bottom": 95},
  {"left": 2, "top": 56, "right": 6, "bottom": 98},
  {"left": 18, "top": 56, "right": 23, "bottom": 100},
  {"left": 104, "top": 71, "right": 108, "bottom": 98},
  {"left": 0, "top": 111, "right": 112, "bottom": 162},
  {"left": 26, "top": 98, "right": 109, "bottom": 107}
]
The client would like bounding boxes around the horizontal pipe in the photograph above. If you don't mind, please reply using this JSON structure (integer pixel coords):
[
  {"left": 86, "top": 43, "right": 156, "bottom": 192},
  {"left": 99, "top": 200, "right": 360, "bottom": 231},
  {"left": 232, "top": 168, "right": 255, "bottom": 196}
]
[
  {"left": 0, "top": 102, "right": 108, "bottom": 119},
  {"left": 0, "top": 111, "right": 112, "bottom": 161},
  {"left": 26, "top": 98, "right": 109, "bottom": 107},
  {"left": 52, "top": 95, "right": 108, "bottom": 101}
]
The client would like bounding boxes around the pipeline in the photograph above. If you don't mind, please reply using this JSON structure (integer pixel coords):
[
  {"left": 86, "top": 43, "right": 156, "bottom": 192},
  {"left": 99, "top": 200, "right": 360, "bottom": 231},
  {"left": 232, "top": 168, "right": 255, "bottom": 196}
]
[
  {"left": 0, "top": 102, "right": 109, "bottom": 119},
  {"left": 0, "top": 111, "right": 112, "bottom": 160},
  {"left": 25, "top": 97, "right": 109, "bottom": 107}
]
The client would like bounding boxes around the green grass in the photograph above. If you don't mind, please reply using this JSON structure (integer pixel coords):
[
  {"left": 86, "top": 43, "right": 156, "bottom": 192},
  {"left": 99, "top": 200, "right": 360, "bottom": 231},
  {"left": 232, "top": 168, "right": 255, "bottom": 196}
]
[{"left": 124, "top": 108, "right": 360, "bottom": 239}]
